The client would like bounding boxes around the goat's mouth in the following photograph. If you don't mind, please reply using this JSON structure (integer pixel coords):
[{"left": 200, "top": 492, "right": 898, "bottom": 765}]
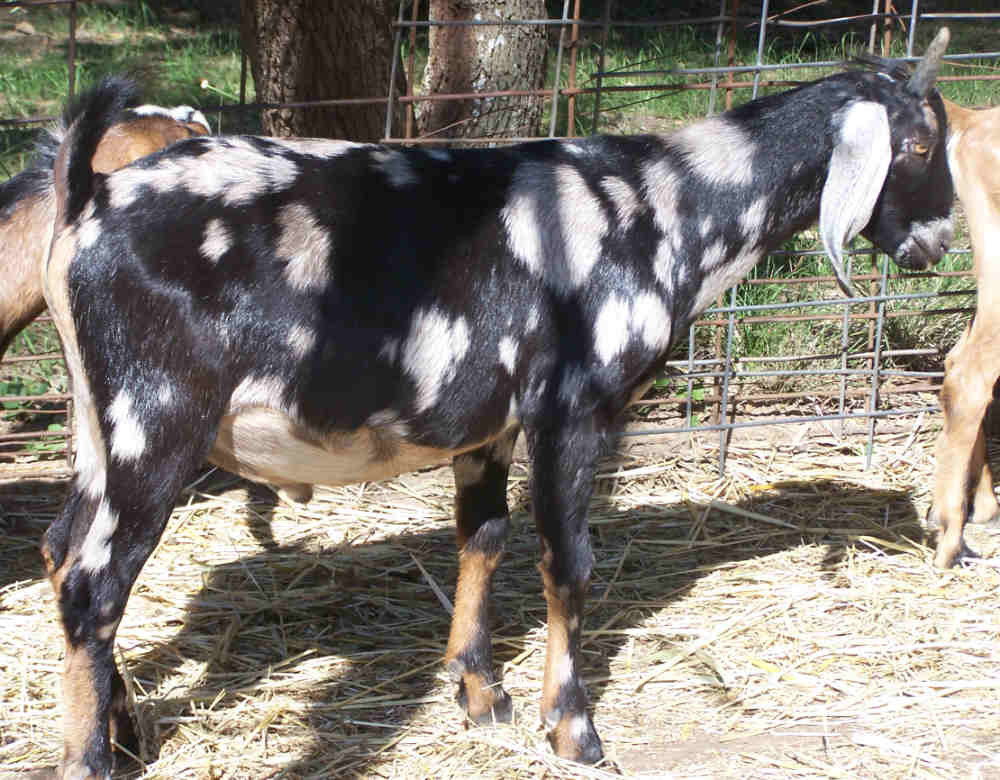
[{"left": 892, "top": 217, "right": 953, "bottom": 270}]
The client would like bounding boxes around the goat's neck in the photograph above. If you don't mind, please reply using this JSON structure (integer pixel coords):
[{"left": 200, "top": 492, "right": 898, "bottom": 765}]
[{"left": 658, "top": 103, "right": 835, "bottom": 315}]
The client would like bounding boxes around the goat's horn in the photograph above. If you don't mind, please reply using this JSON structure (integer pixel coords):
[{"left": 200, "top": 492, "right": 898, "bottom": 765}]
[{"left": 907, "top": 27, "right": 949, "bottom": 97}]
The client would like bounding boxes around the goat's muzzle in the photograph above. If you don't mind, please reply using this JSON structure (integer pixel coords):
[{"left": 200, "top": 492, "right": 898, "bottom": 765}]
[{"left": 893, "top": 217, "right": 953, "bottom": 270}]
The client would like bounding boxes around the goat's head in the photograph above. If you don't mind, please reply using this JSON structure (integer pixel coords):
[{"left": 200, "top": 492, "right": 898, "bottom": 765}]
[{"left": 820, "top": 28, "right": 954, "bottom": 295}]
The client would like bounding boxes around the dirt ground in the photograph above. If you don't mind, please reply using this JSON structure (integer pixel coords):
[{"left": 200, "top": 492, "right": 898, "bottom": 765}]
[{"left": 1, "top": 420, "right": 999, "bottom": 779}]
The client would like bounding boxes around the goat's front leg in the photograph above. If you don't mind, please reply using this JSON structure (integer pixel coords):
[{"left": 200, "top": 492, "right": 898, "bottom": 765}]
[
  {"left": 445, "top": 429, "right": 519, "bottom": 724},
  {"left": 527, "top": 422, "right": 604, "bottom": 764},
  {"left": 937, "top": 321, "right": 1000, "bottom": 529},
  {"left": 931, "top": 327, "right": 1000, "bottom": 567}
]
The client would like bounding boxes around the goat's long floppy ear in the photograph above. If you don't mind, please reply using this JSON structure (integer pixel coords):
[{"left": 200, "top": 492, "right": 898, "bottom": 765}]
[{"left": 819, "top": 101, "right": 891, "bottom": 297}]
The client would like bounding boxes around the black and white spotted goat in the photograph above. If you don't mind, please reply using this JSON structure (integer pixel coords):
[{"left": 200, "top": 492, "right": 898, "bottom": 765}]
[{"left": 41, "top": 30, "right": 953, "bottom": 778}]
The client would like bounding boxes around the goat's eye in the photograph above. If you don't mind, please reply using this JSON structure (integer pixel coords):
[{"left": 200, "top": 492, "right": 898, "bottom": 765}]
[{"left": 913, "top": 142, "right": 929, "bottom": 156}]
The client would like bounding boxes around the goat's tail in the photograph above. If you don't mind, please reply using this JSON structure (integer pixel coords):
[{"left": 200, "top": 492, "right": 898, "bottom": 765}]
[{"left": 54, "top": 76, "right": 142, "bottom": 226}]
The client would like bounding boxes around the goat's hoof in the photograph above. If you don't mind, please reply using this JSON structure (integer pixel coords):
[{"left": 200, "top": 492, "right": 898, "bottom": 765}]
[
  {"left": 58, "top": 758, "right": 110, "bottom": 780},
  {"left": 546, "top": 712, "right": 604, "bottom": 764},
  {"left": 978, "top": 511, "right": 1000, "bottom": 529},
  {"left": 957, "top": 540, "right": 982, "bottom": 565},
  {"left": 110, "top": 706, "right": 139, "bottom": 760},
  {"left": 455, "top": 678, "right": 513, "bottom": 724}
]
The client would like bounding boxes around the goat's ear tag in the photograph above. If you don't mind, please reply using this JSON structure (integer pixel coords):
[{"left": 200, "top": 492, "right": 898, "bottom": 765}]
[{"left": 819, "top": 101, "right": 891, "bottom": 298}]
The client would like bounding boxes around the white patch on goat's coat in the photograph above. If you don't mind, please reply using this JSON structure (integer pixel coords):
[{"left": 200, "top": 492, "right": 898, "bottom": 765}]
[
  {"left": 692, "top": 246, "right": 762, "bottom": 315},
  {"left": 286, "top": 324, "right": 317, "bottom": 357},
  {"left": 107, "top": 166, "right": 151, "bottom": 210},
  {"left": 641, "top": 156, "right": 682, "bottom": 234},
  {"left": 78, "top": 499, "right": 118, "bottom": 573},
  {"left": 425, "top": 148, "right": 452, "bottom": 162},
  {"left": 108, "top": 138, "right": 300, "bottom": 209},
  {"left": 76, "top": 201, "right": 101, "bottom": 250},
  {"left": 594, "top": 295, "right": 631, "bottom": 365},
  {"left": 498, "top": 337, "right": 518, "bottom": 374},
  {"left": 699, "top": 215, "right": 714, "bottom": 239},
  {"left": 230, "top": 374, "right": 296, "bottom": 417},
  {"left": 653, "top": 236, "right": 676, "bottom": 293},
  {"left": 600, "top": 176, "right": 642, "bottom": 229},
  {"left": 673, "top": 117, "right": 755, "bottom": 188},
  {"left": 633, "top": 292, "right": 671, "bottom": 352},
  {"left": 739, "top": 195, "right": 769, "bottom": 239},
  {"left": 595, "top": 293, "right": 670, "bottom": 365},
  {"left": 502, "top": 191, "right": 543, "bottom": 275},
  {"left": 200, "top": 218, "right": 232, "bottom": 263},
  {"left": 277, "top": 202, "right": 332, "bottom": 292},
  {"left": 195, "top": 138, "right": 299, "bottom": 205},
  {"left": 557, "top": 165, "right": 607, "bottom": 287},
  {"left": 700, "top": 238, "right": 728, "bottom": 271},
  {"left": 402, "top": 309, "right": 471, "bottom": 412},
  {"left": 109, "top": 390, "right": 146, "bottom": 461},
  {"left": 157, "top": 383, "right": 174, "bottom": 406},
  {"left": 372, "top": 149, "right": 417, "bottom": 187}
]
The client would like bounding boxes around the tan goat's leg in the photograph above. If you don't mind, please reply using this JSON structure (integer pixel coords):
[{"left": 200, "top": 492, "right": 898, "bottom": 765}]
[
  {"left": 932, "top": 333, "right": 1000, "bottom": 567},
  {"left": 969, "top": 423, "right": 1000, "bottom": 526}
]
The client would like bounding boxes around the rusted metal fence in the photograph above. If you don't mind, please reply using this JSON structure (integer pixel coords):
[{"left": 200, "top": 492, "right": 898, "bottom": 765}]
[{"left": 1, "top": 1, "right": 998, "bottom": 474}]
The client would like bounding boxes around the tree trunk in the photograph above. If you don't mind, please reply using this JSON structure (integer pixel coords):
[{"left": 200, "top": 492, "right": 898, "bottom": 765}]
[
  {"left": 419, "top": 0, "right": 548, "bottom": 139},
  {"left": 240, "top": 0, "right": 405, "bottom": 141}
]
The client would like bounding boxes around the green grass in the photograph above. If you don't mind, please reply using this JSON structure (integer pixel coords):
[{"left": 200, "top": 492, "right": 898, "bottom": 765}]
[{"left": 0, "top": 2, "right": 248, "bottom": 176}]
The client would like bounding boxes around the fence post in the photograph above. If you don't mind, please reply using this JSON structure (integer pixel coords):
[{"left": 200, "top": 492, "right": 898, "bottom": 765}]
[
  {"left": 590, "top": 0, "right": 612, "bottom": 135},
  {"left": 717, "top": 0, "right": 769, "bottom": 474},
  {"left": 549, "top": 0, "right": 571, "bottom": 138},
  {"left": 384, "top": 0, "right": 408, "bottom": 142}
]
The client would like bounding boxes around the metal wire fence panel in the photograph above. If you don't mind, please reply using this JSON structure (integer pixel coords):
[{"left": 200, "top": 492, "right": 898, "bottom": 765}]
[{"left": 0, "top": 1, "right": 997, "bottom": 473}]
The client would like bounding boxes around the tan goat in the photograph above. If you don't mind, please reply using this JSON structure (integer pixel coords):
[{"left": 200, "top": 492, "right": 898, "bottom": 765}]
[
  {"left": 0, "top": 104, "right": 209, "bottom": 362},
  {"left": 929, "top": 98, "right": 1000, "bottom": 567}
]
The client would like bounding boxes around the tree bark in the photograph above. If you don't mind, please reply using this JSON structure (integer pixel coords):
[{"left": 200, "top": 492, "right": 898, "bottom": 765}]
[
  {"left": 419, "top": 0, "right": 548, "bottom": 139},
  {"left": 240, "top": 0, "right": 405, "bottom": 141}
]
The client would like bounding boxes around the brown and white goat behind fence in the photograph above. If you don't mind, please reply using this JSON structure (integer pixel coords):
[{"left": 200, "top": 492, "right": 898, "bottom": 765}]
[
  {"left": 39, "top": 33, "right": 953, "bottom": 779},
  {"left": 928, "top": 97, "right": 1000, "bottom": 568},
  {"left": 0, "top": 94, "right": 209, "bottom": 363}
]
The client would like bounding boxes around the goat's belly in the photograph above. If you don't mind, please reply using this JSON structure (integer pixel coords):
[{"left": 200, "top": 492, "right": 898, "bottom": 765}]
[{"left": 208, "top": 407, "right": 487, "bottom": 489}]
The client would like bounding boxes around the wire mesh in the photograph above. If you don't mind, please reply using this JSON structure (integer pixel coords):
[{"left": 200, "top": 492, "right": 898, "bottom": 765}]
[{"left": 0, "top": 1, "right": 996, "bottom": 474}]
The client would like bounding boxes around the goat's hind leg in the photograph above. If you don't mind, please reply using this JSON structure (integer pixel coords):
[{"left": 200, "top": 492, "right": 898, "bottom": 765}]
[
  {"left": 445, "top": 429, "right": 518, "bottom": 724},
  {"left": 42, "top": 433, "right": 213, "bottom": 778},
  {"left": 931, "top": 330, "right": 1000, "bottom": 567}
]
